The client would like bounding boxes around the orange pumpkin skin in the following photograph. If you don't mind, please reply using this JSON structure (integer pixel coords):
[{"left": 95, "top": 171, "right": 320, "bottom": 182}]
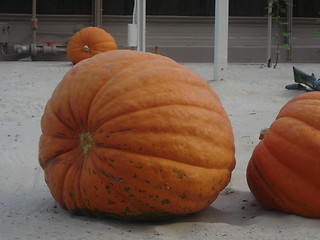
[
  {"left": 66, "top": 26, "right": 117, "bottom": 64},
  {"left": 39, "top": 50, "right": 235, "bottom": 221},
  {"left": 247, "top": 92, "right": 320, "bottom": 218}
]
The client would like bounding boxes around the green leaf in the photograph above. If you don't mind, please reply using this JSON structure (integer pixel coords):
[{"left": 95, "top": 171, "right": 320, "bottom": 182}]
[
  {"left": 283, "top": 32, "right": 292, "bottom": 37},
  {"left": 265, "top": 13, "right": 275, "bottom": 17},
  {"left": 313, "top": 30, "right": 320, "bottom": 35},
  {"left": 282, "top": 44, "right": 290, "bottom": 50},
  {"left": 280, "top": 8, "right": 287, "bottom": 14}
]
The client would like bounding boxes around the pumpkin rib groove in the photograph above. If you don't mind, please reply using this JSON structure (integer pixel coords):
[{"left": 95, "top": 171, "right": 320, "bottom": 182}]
[
  {"left": 43, "top": 100, "right": 78, "bottom": 136},
  {"left": 62, "top": 150, "right": 87, "bottom": 209},
  {"left": 250, "top": 157, "right": 287, "bottom": 207},
  {"left": 43, "top": 148, "right": 83, "bottom": 208},
  {"left": 86, "top": 65, "right": 222, "bottom": 129},
  {"left": 277, "top": 114, "right": 320, "bottom": 133},
  {"left": 267, "top": 118, "right": 320, "bottom": 158},
  {"left": 251, "top": 144, "right": 320, "bottom": 215},
  {"left": 263, "top": 124, "right": 320, "bottom": 188},
  {"left": 42, "top": 147, "right": 78, "bottom": 169},
  {"left": 266, "top": 117, "right": 320, "bottom": 160},
  {"left": 47, "top": 97, "right": 80, "bottom": 133},
  {"left": 86, "top": 58, "right": 211, "bottom": 104},
  {"left": 90, "top": 40, "right": 117, "bottom": 46},
  {"left": 91, "top": 145, "right": 231, "bottom": 170},
  {"left": 90, "top": 103, "right": 226, "bottom": 132},
  {"left": 249, "top": 145, "right": 296, "bottom": 212}
]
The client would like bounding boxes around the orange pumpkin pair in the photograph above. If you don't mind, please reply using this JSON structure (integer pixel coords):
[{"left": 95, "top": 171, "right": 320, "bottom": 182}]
[
  {"left": 39, "top": 49, "right": 236, "bottom": 220},
  {"left": 40, "top": 43, "right": 320, "bottom": 220}
]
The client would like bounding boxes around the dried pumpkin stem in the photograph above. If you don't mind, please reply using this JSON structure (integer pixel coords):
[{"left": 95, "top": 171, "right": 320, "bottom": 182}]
[
  {"left": 79, "top": 132, "right": 94, "bottom": 157},
  {"left": 83, "top": 45, "right": 90, "bottom": 52},
  {"left": 259, "top": 128, "right": 269, "bottom": 140}
]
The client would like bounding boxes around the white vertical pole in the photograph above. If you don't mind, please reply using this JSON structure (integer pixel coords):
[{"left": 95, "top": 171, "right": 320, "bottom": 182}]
[
  {"left": 92, "top": 0, "right": 103, "bottom": 28},
  {"left": 136, "top": 0, "right": 146, "bottom": 52},
  {"left": 267, "top": 1, "right": 272, "bottom": 67},
  {"left": 286, "top": 0, "right": 293, "bottom": 62},
  {"left": 214, "top": 0, "right": 229, "bottom": 81}
]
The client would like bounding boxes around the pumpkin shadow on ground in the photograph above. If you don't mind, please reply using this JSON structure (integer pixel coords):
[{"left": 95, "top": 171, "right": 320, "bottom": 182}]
[
  {"left": 173, "top": 190, "right": 263, "bottom": 226},
  {"left": 70, "top": 190, "right": 265, "bottom": 227}
]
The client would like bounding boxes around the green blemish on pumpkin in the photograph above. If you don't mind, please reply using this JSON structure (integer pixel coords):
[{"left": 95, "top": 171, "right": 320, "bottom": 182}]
[
  {"left": 132, "top": 174, "right": 138, "bottom": 178},
  {"left": 145, "top": 180, "right": 150, "bottom": 184},
  {"left": 172, "top": 169, "right": 187, "bottom": 179},
  {"left": 105, "top": 185, "right": 111, "bottom": 194},
  {"left": 107, "top": 200, "right": 116, "bottom": 205},
  {"left": 129, "top": 194, "right": 135, "bottom": 198},
  {"left": 99, "top": 169, "right": 126, "bottom": 183},
  {"left": 69, "top": 192, "right": 74, "bottom": 199},
  {"left": 125, "top": 207, "right": 132, "bottom": 213},
  {"left": 94, "top": 186, "right": 98, "bottom": 191},
  {"left": 48, "top": 158, "right": 59, "bottom": 165},
  {"left": 82, "top": 186, "right": 87, "bottom": 194},
  {"left": 88, "top": 167, "right": 91, "bottom": 176},
  {"left": 124, "top": 187, "right": 130, "bottom": 192},
  {"left": 108, "top": 158, "right": 115, "bottom": 162},
  {"left": 110, "top": 128, "right": 131, "bottom": 134},
  {"left": 161, "top": 199, "right": 171, "bottom": 205},
  {"left": 92, "top": 170, "right": 96, "bottom": 175},
  {"left": 136, "top": 165, "right": 143, "bottom": 169},
  {"left": 179, "top": 193, "right": 186, "bottom": 199},
  {"left": 138, "top": 189, "right": 146, "bottom": 193},
  {"left": 108, "top": 163, "right": 115, "bottom": 170},
  {"left": 54, "top": 150, "right": 67, "bottom": 155}
]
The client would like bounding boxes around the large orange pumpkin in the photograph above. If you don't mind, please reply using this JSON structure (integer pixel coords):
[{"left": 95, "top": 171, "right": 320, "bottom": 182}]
[
  {"left": 66, "top": 26, "right": 117, "bottom": 64},
  {"left": 39, "top": 50, "right": 235, "bottom": 221},
  {"left": 247, "top": 92, "right": 320, "bottom": 218}
]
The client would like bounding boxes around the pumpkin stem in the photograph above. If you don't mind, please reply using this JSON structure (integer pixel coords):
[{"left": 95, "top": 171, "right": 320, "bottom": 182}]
[
  {"left": 79, "top": 132, "right": 94, "bottom": 156},
  {"left": 83, "top": 45, "right": 90, "bottom": 52},
  {"left": 259, "top": 128, "right": 269, "bottom": 140}
]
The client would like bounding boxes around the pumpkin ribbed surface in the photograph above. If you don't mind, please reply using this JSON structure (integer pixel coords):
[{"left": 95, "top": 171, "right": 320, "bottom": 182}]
[
  {"left": 246, "top": 92, "right": 320, "bottom": 218},
  {"left": 39, "top": 50, "right": 235, "bottom": 220},
  {"left": 66, "top": 26, "right": 117, "bottom": 64}
]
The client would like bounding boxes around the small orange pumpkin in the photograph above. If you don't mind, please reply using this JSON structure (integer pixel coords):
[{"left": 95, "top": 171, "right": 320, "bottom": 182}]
[
  {"left": 39, "top": 50, "right": 235, "bottom": 221},
  {"left": 247, "top": 92, "right": 320, "bottom": 218},
  {"left": 66, "top": 26, "right": 117, "bottom": 64}
]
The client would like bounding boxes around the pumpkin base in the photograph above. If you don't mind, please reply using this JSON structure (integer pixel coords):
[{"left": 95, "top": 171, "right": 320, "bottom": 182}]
[{"left": 70, "top": 207, "right": 186, "bottom": 222}]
